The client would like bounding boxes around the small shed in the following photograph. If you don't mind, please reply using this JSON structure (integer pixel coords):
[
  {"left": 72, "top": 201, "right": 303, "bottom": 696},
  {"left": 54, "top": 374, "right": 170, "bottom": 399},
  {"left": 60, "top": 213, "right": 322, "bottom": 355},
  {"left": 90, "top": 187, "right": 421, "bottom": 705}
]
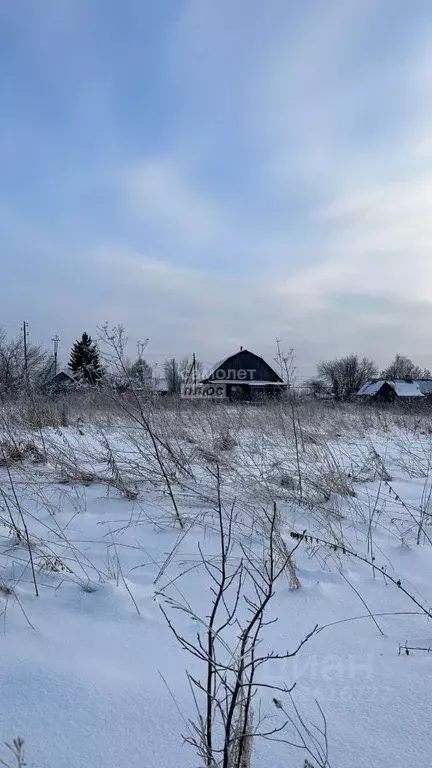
[
  {"left": 42, "top": 370, "right": 80, "bottom": 395},
  {"left": 152, "top": 378, "right": 169, "bottom": 396},
  {"left": 195, "top": 349, "right": 286, "bottom": 402}
]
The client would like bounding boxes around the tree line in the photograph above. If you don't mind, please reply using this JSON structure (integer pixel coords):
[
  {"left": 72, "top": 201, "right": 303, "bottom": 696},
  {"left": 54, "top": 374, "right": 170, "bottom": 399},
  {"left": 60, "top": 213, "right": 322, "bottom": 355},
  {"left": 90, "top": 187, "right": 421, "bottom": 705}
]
[
  {"left": 0, "top": 325, "right": 429, "bottom": 402},
  {"left": 67, "top": 333, "right": 204, "bottom": 392},
  {"left": 0, "top": 328, "right": 204, "bottom": 399},
  {"left": 306, "top": 353, "right": 431, "bottom": 401}
]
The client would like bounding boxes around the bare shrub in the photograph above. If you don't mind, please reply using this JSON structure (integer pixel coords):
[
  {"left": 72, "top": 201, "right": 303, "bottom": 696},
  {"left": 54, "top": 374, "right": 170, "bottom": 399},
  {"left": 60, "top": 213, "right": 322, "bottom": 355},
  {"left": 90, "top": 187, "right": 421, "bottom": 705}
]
[
  {"left": 279, "top": 472, "right": 296, "bottom": 490},
  {"left": 213, "top": 430, "right": 237, "bottom": 452},
  {"left": 161, "top": 486, "right": 325, "bottom": 768},
  {"left": 0, "top": 439, "right": 42, "bottom": 467}
]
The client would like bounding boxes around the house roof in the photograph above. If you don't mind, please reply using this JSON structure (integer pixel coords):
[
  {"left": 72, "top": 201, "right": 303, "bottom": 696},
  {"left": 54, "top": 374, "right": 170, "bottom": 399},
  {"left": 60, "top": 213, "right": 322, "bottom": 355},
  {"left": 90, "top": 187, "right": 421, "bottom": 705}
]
[
  {"left": 48, "top": 370, "right": 79, "bottom": 384},
  {"left": 358, "top": 379, "right": 425, "bottom": 397},
  {"left": 358, "top": 380, "right": 384, "bottom": 396},
  {"left": 417, "top": 380, "right": 432, "bottom": 395},
  {"left": 392, "top": 380, "right": 424, "bottom": 397},
  {"left": 203, "top": 349, "right": 283, "bottom": 383}
]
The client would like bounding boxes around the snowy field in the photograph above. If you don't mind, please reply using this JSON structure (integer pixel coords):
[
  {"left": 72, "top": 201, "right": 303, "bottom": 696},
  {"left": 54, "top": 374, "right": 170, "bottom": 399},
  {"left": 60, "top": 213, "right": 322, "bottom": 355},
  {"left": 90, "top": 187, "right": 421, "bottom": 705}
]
[{"left": 0, "top": 397, "right": 432, "bottom": 767}]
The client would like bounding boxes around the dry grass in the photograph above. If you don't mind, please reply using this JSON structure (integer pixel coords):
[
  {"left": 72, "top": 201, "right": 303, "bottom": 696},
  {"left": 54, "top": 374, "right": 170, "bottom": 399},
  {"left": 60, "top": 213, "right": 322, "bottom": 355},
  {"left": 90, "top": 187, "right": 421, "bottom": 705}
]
[
  {"left": 0, "top": 393, "right": 431, "bottom": 616},
  {"left": 0, "top": 439, "right": 44, "bottom": 467}
]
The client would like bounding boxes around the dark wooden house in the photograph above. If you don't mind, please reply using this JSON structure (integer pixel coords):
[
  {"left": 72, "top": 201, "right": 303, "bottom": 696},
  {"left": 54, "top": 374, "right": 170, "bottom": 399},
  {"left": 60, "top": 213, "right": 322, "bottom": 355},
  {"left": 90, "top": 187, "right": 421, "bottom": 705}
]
[
  {"left": 198, "top": 349, "right": 286, "bottom": 401},
  {"left": 357, "top": 379, "right": 429, "bottom": 402}
]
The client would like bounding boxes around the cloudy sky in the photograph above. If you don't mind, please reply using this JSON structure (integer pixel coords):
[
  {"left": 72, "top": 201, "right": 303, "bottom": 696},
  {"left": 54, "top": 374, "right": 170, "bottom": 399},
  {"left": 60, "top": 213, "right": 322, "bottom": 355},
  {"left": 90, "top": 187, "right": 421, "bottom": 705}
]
[{"left": 2, "top": 0, "right": 432, "bottom": 376}]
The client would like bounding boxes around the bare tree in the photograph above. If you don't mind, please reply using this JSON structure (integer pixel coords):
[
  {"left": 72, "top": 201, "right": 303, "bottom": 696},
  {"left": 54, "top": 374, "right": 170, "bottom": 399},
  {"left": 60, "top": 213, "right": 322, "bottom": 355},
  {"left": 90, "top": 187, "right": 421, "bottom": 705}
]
[
  {"left": 164, "top": 358, "right": 181, "bottom": 394},
  {"left": 0, "top": 328, "right": 49, "bottom": 401},
  {"left": 381, "top": 353, "right": 431, "bottom": 380},
  {"left": 317, "top": 355, "right": 377, "bottom": 401},
  {"left": 179, "top": 356, "right": 204, "bottom": 385}
]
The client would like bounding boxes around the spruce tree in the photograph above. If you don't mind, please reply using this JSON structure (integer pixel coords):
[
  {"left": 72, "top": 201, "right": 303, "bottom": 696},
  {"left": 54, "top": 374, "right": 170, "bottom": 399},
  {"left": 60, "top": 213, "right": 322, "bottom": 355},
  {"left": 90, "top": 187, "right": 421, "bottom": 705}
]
[{"left": 69, "top": 332, "right": 102, "bottom": 385}]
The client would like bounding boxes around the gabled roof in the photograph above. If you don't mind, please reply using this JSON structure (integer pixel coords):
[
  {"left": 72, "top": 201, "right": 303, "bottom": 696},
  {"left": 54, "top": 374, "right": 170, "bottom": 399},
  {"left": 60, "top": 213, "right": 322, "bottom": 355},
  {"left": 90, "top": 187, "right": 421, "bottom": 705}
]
[
  {"left": 41, "top": 370, "right": 80, "bottom": 392},
  {"left": 358, "top": 379, "right": 425, "bottom": 397},
  {"left": 392, "top": 380, "right": 424, "bottom": 397},
  {"left": 49, "top": 370, "right": 79, "bottom": 384},
  {"left": 358, "top": 380, "right": 384, "bottom": 396},
  {"left": 203, "top": 349, "right": 283, "bottom": 383},
  {"left": 203, "top": 357, "right": 226, "bottom": 380}
]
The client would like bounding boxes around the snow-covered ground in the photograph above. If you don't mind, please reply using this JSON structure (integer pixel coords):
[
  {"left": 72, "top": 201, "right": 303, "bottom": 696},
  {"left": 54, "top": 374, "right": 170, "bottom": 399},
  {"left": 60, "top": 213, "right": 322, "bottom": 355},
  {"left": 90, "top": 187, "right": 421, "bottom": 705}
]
[{"left": 0, "top": 401, "right": 432, "bottom": 767}]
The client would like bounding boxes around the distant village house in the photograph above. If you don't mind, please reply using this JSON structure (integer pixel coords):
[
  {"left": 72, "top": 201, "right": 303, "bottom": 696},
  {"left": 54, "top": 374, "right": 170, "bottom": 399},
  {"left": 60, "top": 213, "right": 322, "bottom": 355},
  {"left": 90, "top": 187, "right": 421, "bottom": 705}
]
[
  {"left": 182, "top": 348, "right": 286, "bottom": 401},
  {"left": 357, "top": 379, "right": 432, "bottom": 401}
]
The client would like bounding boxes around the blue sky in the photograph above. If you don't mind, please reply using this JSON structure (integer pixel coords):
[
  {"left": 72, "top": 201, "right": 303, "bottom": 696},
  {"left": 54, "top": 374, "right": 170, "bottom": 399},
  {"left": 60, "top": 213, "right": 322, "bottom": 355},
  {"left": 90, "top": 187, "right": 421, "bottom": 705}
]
[{"left": 2, "top": 0, "right": 432, "bottom": 375}]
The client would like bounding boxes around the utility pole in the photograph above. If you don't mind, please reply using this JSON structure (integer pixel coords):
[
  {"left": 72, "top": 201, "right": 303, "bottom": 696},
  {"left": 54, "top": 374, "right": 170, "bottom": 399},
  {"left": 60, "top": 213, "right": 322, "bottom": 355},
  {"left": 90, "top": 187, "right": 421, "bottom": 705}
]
[
  {"left": 23, "top": 321, "right": 29, "bottom": 390},
  {"left": 52, "top": 335, "right": 60, "bottom": 376},
  {"left": 193, "top": 352, "right": 197, "bottom": 389}
]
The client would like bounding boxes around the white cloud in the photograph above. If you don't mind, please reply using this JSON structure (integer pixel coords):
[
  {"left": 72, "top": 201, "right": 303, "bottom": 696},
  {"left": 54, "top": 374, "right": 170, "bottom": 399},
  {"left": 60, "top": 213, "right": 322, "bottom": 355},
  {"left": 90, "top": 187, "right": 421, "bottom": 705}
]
[
  {"left": 278, "top": 161, "right": 432, "bottom": 305},
  {"left": 122, "top": 159, "right": 222, "bottom": 248},
  {"left": 245, "top": 6, "right": 432, "bottom": 310},
  {"left": 91, "top": 245, "right": 432, "bottom": 376}
]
